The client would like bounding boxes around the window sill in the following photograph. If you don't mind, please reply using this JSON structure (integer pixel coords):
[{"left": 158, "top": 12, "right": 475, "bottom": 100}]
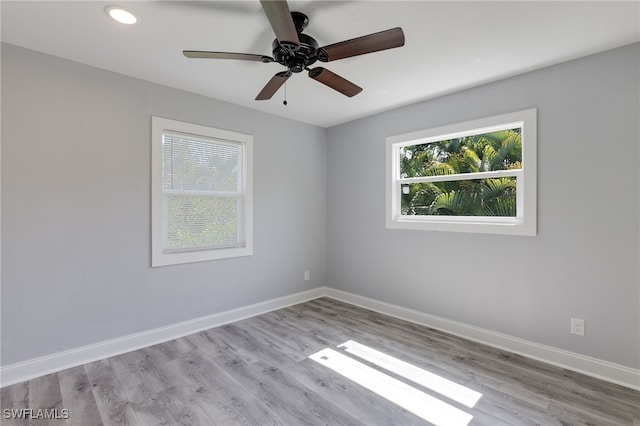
[{"left": 386, "top": 216, "right": 535, "bottom": 236}]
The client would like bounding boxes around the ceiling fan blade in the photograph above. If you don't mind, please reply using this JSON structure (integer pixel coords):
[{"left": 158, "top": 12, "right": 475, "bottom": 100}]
[
  {"left": 260, "top": 0, "right": 299, "bottom": 50},
  {"left": 308, "top": 67, "right": 362, "bottom": 97},
  {"left": 256, "top": 71, "right": 291, "bottom": 100},
  {"left": 317, "top": 27, "right": 405, "bottom": 62},
  {"left": 183, "top": 51, "right": 273, "bottom": 62}
]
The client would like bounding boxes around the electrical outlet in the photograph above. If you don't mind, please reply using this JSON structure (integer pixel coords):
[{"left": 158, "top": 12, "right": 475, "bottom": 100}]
[
  {"left": 571, "top": 318, "right": 585, "bottom": 336},
  {"left": 304, "top": 271, "right": 310, "bottom": 281}
]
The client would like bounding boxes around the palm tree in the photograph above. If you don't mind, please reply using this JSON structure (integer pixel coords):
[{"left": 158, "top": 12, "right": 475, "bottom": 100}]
[{"left": 400, "top": 129, "right": 521, "bottom": 217}]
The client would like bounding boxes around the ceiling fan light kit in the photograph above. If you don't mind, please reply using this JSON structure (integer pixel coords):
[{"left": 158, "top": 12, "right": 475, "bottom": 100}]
[{"left": 183, "top": 0, "right": 405, "bottom": 101}]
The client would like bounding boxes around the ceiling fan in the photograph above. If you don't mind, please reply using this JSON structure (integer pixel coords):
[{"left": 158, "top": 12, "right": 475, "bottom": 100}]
[{"left": 183, "top": 0, "right": 405, "bottom": 101}]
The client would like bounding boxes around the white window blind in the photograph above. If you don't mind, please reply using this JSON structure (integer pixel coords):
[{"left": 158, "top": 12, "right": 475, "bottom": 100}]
[
  {"left": 152, "top": 117, "right": 253, "bottom": 267},
  {"left": 162, "top": 131, "right": 244, "bottom": 252}
]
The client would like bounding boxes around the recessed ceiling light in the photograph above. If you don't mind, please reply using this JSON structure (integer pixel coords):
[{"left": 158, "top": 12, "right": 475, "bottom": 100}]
[{"left": 106, "top": 6, "right": 137, "bottom": 25}]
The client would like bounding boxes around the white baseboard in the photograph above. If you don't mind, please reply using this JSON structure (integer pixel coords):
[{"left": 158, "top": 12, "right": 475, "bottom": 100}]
[
  {"left": 324, "top": 288, "right": 640, "bottom": 391},
  {"left": 2, "top": 285, "right": 639, "bottom": 391},
  {"left": 0, "top": 287, "right": 326, "bottom": 387}
]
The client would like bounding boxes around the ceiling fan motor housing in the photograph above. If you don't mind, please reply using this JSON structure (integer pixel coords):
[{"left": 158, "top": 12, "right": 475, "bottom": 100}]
[{"left": 271, "top": 12, "right": 318, "bottom": 73}]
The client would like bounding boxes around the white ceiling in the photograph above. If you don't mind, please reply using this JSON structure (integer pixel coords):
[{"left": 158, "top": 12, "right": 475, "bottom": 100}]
[{"left": 2, "top": 1, "right": 639, "bottom": 128}]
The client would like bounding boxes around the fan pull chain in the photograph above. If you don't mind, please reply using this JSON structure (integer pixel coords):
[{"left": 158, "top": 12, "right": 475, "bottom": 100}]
[{"left": 283, "top": 81, "right": 288, "bottom": 106}]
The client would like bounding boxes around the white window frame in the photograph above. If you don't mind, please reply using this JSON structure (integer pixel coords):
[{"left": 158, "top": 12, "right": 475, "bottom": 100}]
[
  {"left": 151, "top": 116, "right": 253, "bottom": 266},
  {"left": 386, "top": 109, "right": 537, "bottom": 236}
]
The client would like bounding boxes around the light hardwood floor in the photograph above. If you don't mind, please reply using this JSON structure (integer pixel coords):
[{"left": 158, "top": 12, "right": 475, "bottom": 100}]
[{"left": 1, "top": 297, "right": 639, "bottom": 425}]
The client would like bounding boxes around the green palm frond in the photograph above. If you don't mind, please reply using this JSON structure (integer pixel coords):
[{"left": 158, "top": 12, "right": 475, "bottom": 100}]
[
  {"left": 462, "top": 147, "right": 481, "bottom": 172},
  {"left": 429, "top": 190, "right": 473, "bottom": 215},
  {"left": 482, "top": 178, "right": 516, "bottom": 200},
  {"left": 482, "top": 144, "right": 498, "bottom": 172},
  {"left": 403, "top": 183, "right": 442, "bottom": 215},
  {"left": 495, "top": 132, "right": 522, "bottom": 168},
  {"left": 425, "top": 163, "right": 457, "bottom": 176},
  {"left": 483, "top": 197, "right": 516, "bottom": 217}
]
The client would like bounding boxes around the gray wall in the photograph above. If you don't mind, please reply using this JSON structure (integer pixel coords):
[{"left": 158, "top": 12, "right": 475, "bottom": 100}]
[
  {"left": 326, "top": 43, "right": 640, "bottom": 369},
  {"left": 1, "top": 44, "right": 327, "bottom": 365}
]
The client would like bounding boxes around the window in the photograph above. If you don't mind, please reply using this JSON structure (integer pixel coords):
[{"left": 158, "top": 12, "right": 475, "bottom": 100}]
[
  {"left": 151, "top": 117, "right": 253, "bottom": 266},
  {"left": 386, "top": 109, "right": 536, "bottom": 235}
]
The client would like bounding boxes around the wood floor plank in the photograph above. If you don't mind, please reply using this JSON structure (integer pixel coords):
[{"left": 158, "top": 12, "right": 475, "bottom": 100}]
[
  {"left": 560, "top": 369, "right": 640, "bottom": 416},
  {"left": 216, "top": 352, "right": 365, "bottom": 426},
  {"left": 547, "top": 399, "right": 631, "bottom": 426},
  {"left": 161, "top": 357, "right": 236, "bottom": 425},
  {"left": 183, "top": 331, "right": 226, "bottom": 359},
  {"left": 272, "top": 305, "right": 357, "bottom": 344},
  {"left": 27, "top": 373, "right": 65, "bottom": 426},
  {"left": 57, "top": 366, "right": 103, "bottom": 426},
  {"left": 252, "top": 312, "right": 335, "bottom": 357},
  {"left": 121, "top": 384, "right": 174, "bottom": 426},
  {"left": 292, "top": 356, "right": 428, "bottom": 425},
  {"left": 334, "top": 323, "right": 479, "bottom": 388},
  {"left": 201, "top": 325, "right": 262, "bottom": 365},
  {"left": 1, "top": 381, "right": 29, "bottom": 426},
  {"left": 136, "top": 337, "right": 197, "bottom": 367},
  {"left": 235, "top": 318, "right": 310, "bottom": 363},
  {"left": 163, "top": 350, "right": 277, "bottom": 425},
  {"left": 111, "top": 348, "right": 174, "bottom": 395},
  {"left": 2, "top": 297, "right": 638, "bottom": 425},
  {"left": 153, "top": 386, "right": 217, "bottom": 426},
  {"left": 84, "top": 360, "right": 139, "bottom": 426},
  {"left": 470, "top": 383, "right": 560, "bottom": 426}
]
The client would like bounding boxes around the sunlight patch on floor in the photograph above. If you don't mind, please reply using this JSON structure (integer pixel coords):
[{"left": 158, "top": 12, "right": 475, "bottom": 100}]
[
  {"left": 338, "top": 340, "right": 482, "bottom": 408},
  {"left": 309, "top": 347, "right": 474, "bottom": 426}
]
